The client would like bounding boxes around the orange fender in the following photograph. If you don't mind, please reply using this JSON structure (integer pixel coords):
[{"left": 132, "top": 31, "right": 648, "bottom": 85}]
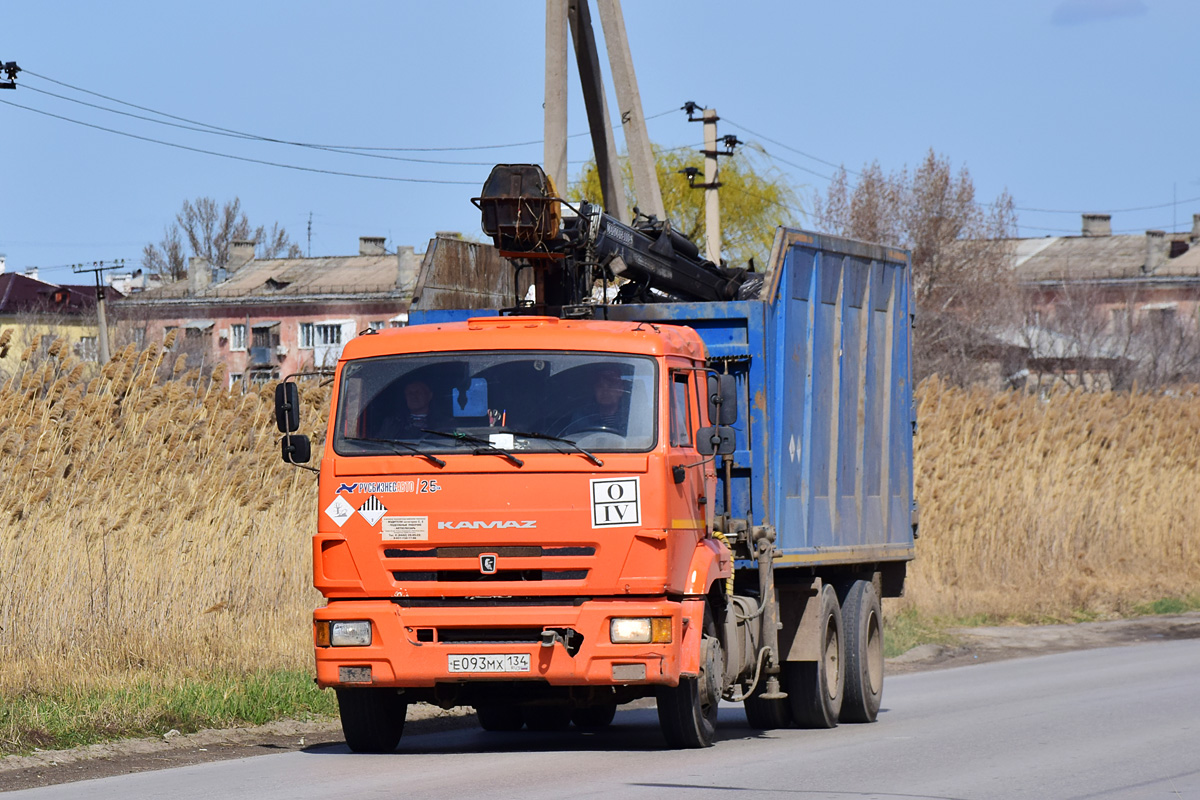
[
  {"left": 678, "top": 597, "right": 707, "bottom": 677},
  {"left": 682, "top": 537, "right": 732, "bottom": 596},
  {"left": 677, "top": 538, "right": 732, "bottom": 677}
]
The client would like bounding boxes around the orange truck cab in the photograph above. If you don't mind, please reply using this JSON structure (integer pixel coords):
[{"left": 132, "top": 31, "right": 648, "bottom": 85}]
[{"left": 306, "top": 316, "right": 730, "bottom": 747}]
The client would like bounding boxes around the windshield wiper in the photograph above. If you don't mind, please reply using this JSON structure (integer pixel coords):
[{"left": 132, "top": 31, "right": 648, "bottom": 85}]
[
  {"left": 500, "top": 429, "right": 604, "bottom": 467},
  {"left": 343, "top": 436, "right": 446, "bottom": 468},
  {"left": 419, "top": 429, "right": 524, "bottom": 468}
]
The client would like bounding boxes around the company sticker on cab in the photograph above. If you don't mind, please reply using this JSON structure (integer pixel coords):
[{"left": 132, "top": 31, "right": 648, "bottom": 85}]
[{"left": 381, "top": 516, "right": 429, "bottom": 541}]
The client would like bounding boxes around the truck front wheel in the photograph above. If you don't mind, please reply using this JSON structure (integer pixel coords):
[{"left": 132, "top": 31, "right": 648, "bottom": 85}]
[
  {"left": 656, "top": 605, "right": 722, "bottom": 748},
  {"left": 336, "top": 687, "right": 407, "bottom": 753},
  {"left": 787, "top": 583, "right": 844, "bottom": 728}
]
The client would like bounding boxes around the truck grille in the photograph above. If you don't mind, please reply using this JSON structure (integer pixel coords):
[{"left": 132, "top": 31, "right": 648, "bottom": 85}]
[
  {"left": 384, "top": 546, "right": 595, "bottom": 558},
  {"left": 386, "top": 544, "right": 595, "bottom": 585},
  {"left": 391, "top": 569, "right": 588, "bottom": 582}
]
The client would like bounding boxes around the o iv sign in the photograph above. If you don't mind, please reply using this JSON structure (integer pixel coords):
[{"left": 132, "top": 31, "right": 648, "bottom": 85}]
[{"left": 590, "top": 477, "right": 641, "bottom": 528}]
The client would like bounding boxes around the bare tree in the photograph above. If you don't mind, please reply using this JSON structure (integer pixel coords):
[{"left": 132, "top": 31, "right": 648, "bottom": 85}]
[
  {"left": 143, "top": 197, "right": 301, "bottom": 281},
  {"left": 813, "top": 150, "right": 1018, "bottom": 385}
]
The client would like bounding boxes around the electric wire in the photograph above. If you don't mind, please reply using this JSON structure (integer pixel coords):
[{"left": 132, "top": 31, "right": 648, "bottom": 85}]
[
  {"left": 21, "top": 68, "right": 676, "bottom": 154},
  {"left": 0, "top": 97, "right": 482, "bottom": 185},
  {"left": 723, "top": 114, "right": 1198, "bottom": 222}
]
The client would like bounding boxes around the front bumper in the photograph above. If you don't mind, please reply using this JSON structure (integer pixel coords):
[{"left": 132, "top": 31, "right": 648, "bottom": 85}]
[{"left": 313, "top": 598, "right": 691, "bottom": 689}]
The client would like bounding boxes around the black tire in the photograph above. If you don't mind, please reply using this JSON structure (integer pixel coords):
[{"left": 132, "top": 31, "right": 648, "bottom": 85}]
[
  {"left": 336, "top": 688, "right": 407, "bottom": 753},
  {"left": 476, "top": 703, "right": 525, "bottom": 732},
  {"left": 839, "top": 579, "right": 884, "bottom": 723},
  {"left": 787, "top": 584, "right": 844, "bottom": 728},
  {"left": 522, "top": 703, "right": 573, "bottom": 731},
  {"left": 571, "top": 701, "right": 618, "bottom": 729},
  {"left": 656, "top": 604, "right": 722, "bottom": 748},
  {"left": 743, "top": 672, "right": 792, "bottom": 730}
]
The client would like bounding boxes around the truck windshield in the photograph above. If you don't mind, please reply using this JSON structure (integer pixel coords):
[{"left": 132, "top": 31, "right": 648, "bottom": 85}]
[{"left": 333, "top": 351, "right": 657, "bottom": 456}]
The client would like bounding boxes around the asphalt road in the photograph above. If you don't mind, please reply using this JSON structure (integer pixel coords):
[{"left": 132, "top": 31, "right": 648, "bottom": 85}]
[{"left": 8, "top": 638, "right": 1199, "bottom": 800}]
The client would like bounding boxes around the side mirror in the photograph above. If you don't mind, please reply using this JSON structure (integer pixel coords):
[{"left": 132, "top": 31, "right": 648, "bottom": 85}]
[
  {"left": 275, "top": 382, "right": 301, "bottom": 433},
  {"left": 696, "top": 425, "right": 735, "bottom": 456},
  {"left": 706, "top": 373, "right": 738, "bottom": 425},
  {"left": 281, "top": 434, "right": 311, "bottom": 464}
]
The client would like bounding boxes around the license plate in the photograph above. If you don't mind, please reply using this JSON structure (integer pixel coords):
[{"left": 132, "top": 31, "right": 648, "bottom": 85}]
[{"left": 447, "top": 653, "right": 531, "bottom": 673}]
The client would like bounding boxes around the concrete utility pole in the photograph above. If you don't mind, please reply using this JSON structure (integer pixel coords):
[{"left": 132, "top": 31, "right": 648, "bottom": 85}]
[
  {"left": 72, "top": 260, "right": 121, "bottom": 364},
  {"left": 595, "top": 0, "right": 665, "bottom": 221},
  {"left": 567, "top": 0, "right": 627, "bottom": 223},
  {"left": 683, "top": 102, "right": 741, "bottom": 265},
  {"left": 544, "top": 0, "right": 569, "bottom": 192},
  {"left": 702, "top": 108, "right": 721, "bottom": 263}
]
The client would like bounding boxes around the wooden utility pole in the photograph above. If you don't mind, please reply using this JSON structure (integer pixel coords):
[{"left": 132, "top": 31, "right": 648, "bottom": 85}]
[
  {"left": 568, "top": 0, "right": 627, "bottom": 223},
  {"left": 544, "top": 0, "right": 569, "bottom": 192},
  {"left": 72, "top": 260, "right": 121, "bottom": 364},
  {"left": 595, "top": 0, "right": 665, "bottom": 221}
]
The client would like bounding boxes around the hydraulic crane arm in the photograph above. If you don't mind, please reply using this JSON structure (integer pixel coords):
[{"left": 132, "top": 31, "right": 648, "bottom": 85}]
[{"left": 474, "top": 164, "right": 751, "bottom": 309}]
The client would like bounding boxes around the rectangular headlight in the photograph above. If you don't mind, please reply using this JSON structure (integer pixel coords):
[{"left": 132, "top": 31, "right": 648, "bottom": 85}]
[
  {"left": 330, "top": 620, "right": 372, "bottom": 647},
  {"left": 610, "top": 617, "right": 671, "bottom": 644}
]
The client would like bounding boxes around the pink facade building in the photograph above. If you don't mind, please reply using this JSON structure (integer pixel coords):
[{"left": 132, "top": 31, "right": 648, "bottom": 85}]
[{"left": 115, "top": 236, "right": 423, "bottom": 387}]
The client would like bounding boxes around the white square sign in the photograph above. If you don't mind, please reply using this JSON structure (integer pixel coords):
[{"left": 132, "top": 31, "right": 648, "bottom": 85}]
[{"left": 590, "top": 477, "right": 641, "bottom": 528}]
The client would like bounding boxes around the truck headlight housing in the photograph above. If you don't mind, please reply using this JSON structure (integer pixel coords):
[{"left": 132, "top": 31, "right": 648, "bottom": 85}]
[
  {"left": 609, "top": 617, "right": 672, "bottom": 644},
  {"left": 329, "top": 620, "right": 372, "bottom": 647}
]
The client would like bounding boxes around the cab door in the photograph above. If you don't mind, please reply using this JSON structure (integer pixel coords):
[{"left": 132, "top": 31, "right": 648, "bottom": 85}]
[{"left": 665, "top": 362, "right": 717, "bottom": 585}]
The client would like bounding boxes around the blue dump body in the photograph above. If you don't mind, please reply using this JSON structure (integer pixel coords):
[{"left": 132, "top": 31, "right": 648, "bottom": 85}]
[{"left": 410, "top": 227, "right": 915, "bottom": 574}]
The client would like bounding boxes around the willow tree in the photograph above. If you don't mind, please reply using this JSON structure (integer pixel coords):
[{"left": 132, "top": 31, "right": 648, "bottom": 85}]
[{"left": 570, "top": 145, "right": 799, "bottom": 272}]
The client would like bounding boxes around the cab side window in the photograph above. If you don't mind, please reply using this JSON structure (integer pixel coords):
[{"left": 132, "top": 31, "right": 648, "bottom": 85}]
[{"left": 670, "top": 373, "right": 692, "bottom": 447}]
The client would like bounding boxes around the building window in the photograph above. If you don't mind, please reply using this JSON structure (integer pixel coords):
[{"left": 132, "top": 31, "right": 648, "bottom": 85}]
[
  {"left": 229, "top": 372, "right": 244, "bottom": 389},
  {"left": 368, "top": 320, "right": 385, "bottom": 332},
  {"left": 248, "top": 368, "right": 280, "bottom": 386},
  {"left": 299, "top": 322, "right": 314, "bottom": 349},
  {"left": 315, "top": 323, "right": 342, "bottom": 347},
  {"left": 252, "top": 325, "right": 280, "bottom": 349},
  {"left": 130, "top": 327, "right": 146, "bottom": 348},
  {"left": 230, "top": 324, "right": 247, "bottom": 351},
  {"left": 75, "top": 336, "right": 99, "bottom": 362}
]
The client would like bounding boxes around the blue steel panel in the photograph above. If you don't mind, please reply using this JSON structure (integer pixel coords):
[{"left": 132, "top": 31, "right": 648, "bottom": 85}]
[
  {"left": 807, "top": 252, "right": 838, "bottom": 549},
  {"left": 860, "top": 261, "right": 887, "bottom": 543}
]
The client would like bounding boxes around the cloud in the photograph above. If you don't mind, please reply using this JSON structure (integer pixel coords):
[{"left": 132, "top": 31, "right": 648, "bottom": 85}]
[{"left": 1051, "top": 0, "right": 1148, "bottom": 25}]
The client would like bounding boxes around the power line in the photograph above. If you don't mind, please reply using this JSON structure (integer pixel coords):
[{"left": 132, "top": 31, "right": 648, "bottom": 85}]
[
  {"left": 0, "top": 97, "right": 482, "bottom": 185},
  {"left": 21, "top": 69, "right": 677, "bottom": 154},
  {"left": 725, "top": 114, "right": 1200, "bottom": 220}
]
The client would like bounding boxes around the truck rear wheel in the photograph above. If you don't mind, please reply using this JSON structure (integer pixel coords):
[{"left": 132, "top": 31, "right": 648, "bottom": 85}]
[
  {"left": 788, "top": 584, "right": 844, "bottom": 728},
  {"left": 656, "top": 605, "right": 722, "bottom": 748},
  {"left": 743, "top": 673, "right": 792, "bottom": 729},
  {"left": 476, "top": 703, "right": 525, "bottom": 731},
  {"left": 839, "top": 579, "right": 884, "bottom": 723},
  {"left": 336, "top": 688, "right": 407, "bottom": 753}
]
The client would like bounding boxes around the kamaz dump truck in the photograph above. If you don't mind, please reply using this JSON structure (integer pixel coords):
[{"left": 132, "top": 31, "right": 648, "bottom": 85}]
[{"left": 276, "top": 164, "right": 915, "bottom": 750}]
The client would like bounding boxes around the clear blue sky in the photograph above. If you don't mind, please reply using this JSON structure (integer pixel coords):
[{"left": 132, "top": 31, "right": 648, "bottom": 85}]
[{"left": 3, "top": 0, "right": 1198, "bottom": 283}]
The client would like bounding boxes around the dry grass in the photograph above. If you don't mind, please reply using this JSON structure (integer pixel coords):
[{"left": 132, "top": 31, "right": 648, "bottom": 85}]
[
  {"left": 2, "top": 335, "right": 1198, "bottom": 699},
  {"left": 0, "top": 336, "right": 328, "bottom": 696},
  {"left": 906, "top": 376, "right": 1200, "bottom": 620}
]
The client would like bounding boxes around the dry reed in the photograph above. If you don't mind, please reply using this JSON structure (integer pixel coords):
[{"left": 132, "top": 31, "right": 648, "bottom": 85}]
[
  {"left": 2, "top": 347, "right": 1197, "bottom": 696},
  {"left": 0, "top": 346, "right": 328, "bottom": 695},
  {"left": 906, "top": 376, "right": 1200, "bottom": 619}
]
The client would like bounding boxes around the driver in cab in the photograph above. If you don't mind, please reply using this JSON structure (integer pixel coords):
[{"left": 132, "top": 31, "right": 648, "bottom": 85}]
[{"left": 556, "top": 366, "right": 630, "bottom": 437}]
